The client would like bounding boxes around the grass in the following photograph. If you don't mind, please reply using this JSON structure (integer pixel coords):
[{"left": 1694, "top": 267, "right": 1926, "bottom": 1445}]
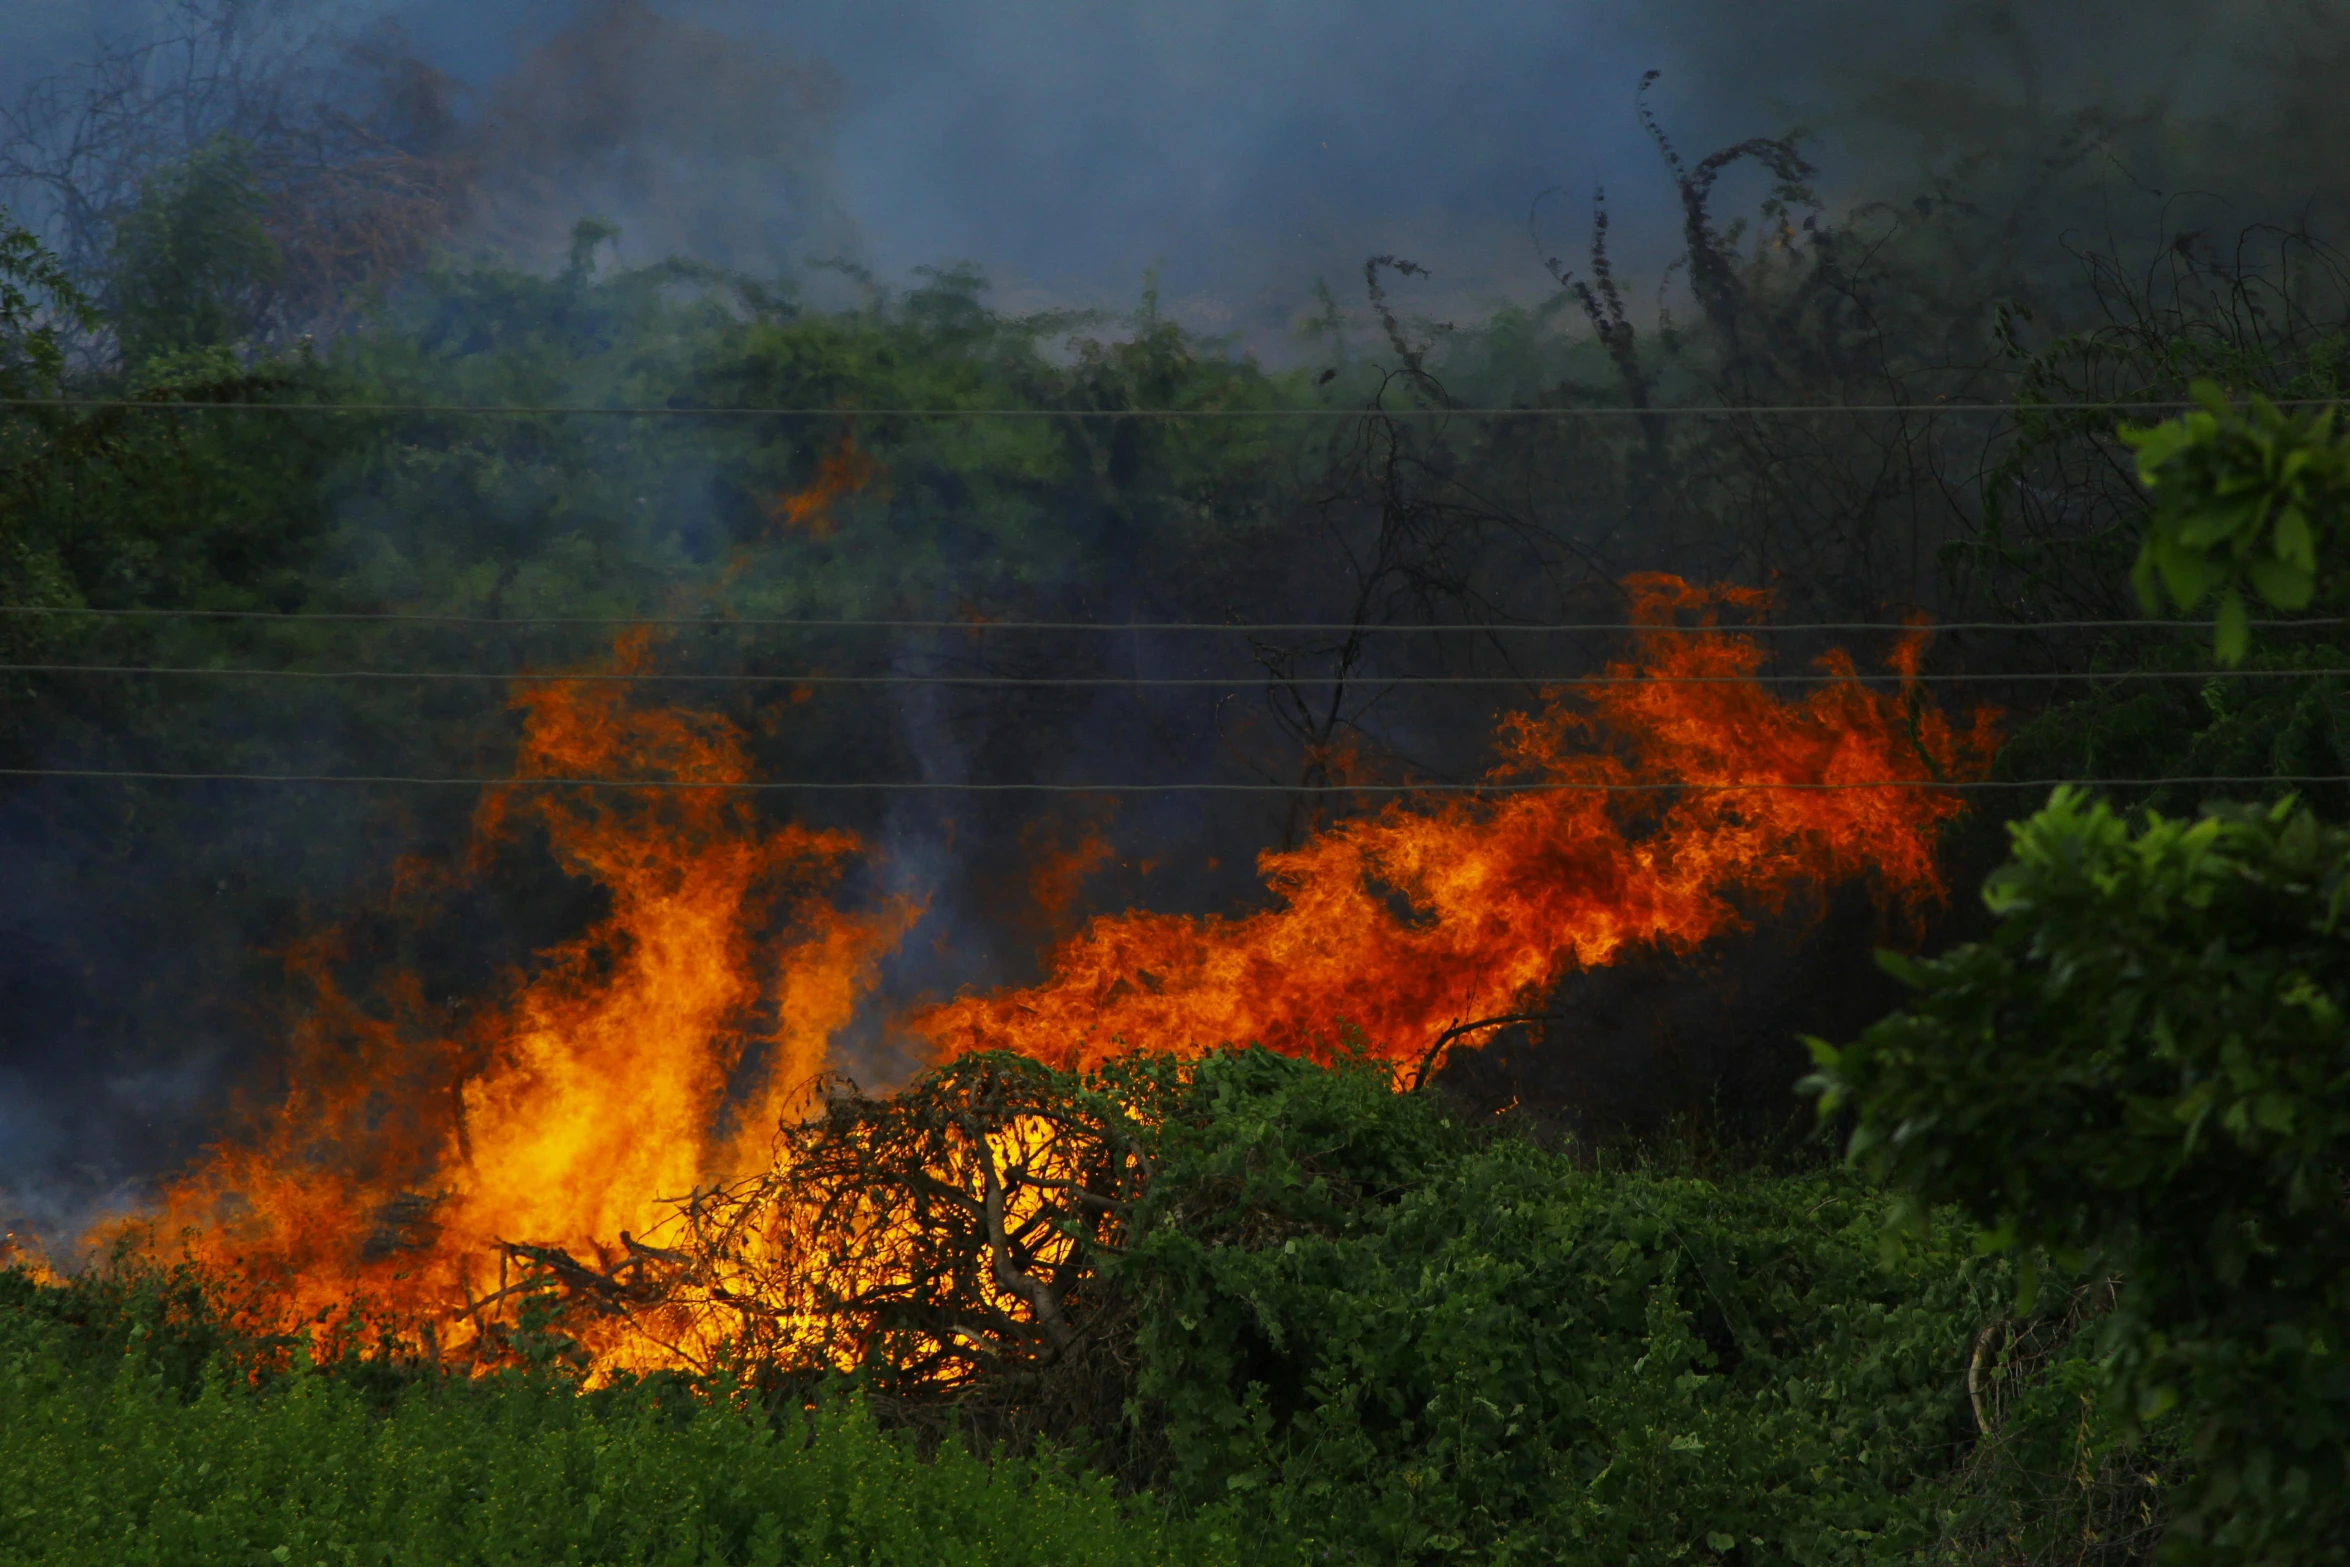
[{"left": 0, "top": 1266, "right": 1240, "bottom": 1567}]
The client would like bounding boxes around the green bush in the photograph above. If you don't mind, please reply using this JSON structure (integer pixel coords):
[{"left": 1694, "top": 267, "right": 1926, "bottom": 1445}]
[
  {"left": 1809, "top": 788, "right": 2350, "bottom": 1563},
  {"left": 1987, "top": 633, "right": 2350, "bottom": 820},
  {"left": 2120, "top": 385, "right": 2350, "bottom": 665},
  {"left": 1110, "top": 1050, "right": 2006, "bottom": 1565}
]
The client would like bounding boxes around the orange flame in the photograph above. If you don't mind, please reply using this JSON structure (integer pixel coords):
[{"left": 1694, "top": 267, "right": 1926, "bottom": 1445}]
[
  {"left": 0, "top": 1232, "right": 63, "bottom": 1287},
  {"left": 149, "top": 631, "right": 912, "bottom": 1364},
  {"left": 108, "top": 575, "right": 1996, "bottom": 1379},
  {"left": 768, "top": 429, "right": 882, "bottom": 539},
  {"left": 915, "top": 576, "right": 1999, "bottom": 1071}
]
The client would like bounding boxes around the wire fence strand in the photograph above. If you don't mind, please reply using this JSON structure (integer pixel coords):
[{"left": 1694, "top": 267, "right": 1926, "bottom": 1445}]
[
  {"left": 1, "top": 605, "right": 2339, "bottom": 635},
  {"left": 0, "top": 661, "right": 2338, "bottom": 688},
  {"left": 2, "top": 395, "right": 2342, "bottom": 419},
  {"left": 0, "top": 767, "right": 2335, "bottom": 794}
]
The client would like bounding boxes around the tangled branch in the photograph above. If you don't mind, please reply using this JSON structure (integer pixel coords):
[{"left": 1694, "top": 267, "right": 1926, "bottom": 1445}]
[{"left": 492, "top": 1053, "right": 1160, "bottom": 1403}]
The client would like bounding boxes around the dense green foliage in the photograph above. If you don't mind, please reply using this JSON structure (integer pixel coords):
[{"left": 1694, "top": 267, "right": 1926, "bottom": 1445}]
[
  {"left": 1993, "top": 374, "right": 2350, "bottom": 819},
  {"left": 0, "top": 1265, "right": 1233, "bottom": 1567},
  {"left": 1809, "top": 790, "right": 2350, "bottom": 1563},
  {"left": 2122, "top": 384, "right": 2350, "bottom": 664},
  {"left": 1987, "top": 633, "right": 2350, "bottom": 820},
  {"left": 1109, "top": 1050, "right": 2005, "bottom": 1565},
  {"left": 107, "top": 138, "right": 282, "bottom": 369}
]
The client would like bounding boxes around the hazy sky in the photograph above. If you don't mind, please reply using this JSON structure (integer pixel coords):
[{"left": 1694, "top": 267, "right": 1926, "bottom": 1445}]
[
  {"left": 8, "top": 1, "right": 2157, "bottom": 338},
  {"left": 0, "top": 0, "right": 2281, "bottom": 346}
]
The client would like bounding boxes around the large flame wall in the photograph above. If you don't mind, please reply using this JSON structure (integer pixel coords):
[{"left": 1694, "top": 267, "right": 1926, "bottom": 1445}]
[{"left": 131, "top": 577, "right": 1993, "bottom": 1367}]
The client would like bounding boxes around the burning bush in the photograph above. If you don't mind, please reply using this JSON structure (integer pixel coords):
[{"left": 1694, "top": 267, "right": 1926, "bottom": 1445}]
[{"left": 499, "top": 1050, "right": 1161, "bottom": 1449}]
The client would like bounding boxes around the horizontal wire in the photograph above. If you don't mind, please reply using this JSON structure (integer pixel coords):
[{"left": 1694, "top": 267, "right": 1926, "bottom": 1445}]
[
  {"left": 0, "top": 767, "right": 2334, "bottom": 793},
  {"left": 0, "top": 395, "right": 2337, "bottom": 419},
  {"left": 1, "top": 604, "right": 2339, "bottom": 635},
  {"left": 0, "top": 661, "right": 2336, "bottom": 687}
]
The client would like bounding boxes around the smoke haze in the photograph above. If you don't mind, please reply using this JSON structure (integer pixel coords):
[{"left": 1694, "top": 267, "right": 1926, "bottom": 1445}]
[{"left": 8, "top": 1, "right": 2339, "bottom": 341}]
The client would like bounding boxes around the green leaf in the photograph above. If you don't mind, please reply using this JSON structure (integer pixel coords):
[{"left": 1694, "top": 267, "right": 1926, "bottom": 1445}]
[
  {"left": 2215, "top": 589, "right": 2251, "bottom": 666},
  {"left": 2246, "top": 554, "right": 2315, "bottom": 610},
  {"left": 2275, "top": 503, "right": 2319, "bottom": 569},
  {"left": 2156, "top": 542, "right": 2211, "bottom": 612},
  {"left": 2177, "top": 503, "right": 2262, "bottom": 547}
]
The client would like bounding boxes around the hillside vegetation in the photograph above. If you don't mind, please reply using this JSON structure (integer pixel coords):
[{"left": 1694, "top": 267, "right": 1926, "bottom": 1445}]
[{"left": 6, "top": 38, "right": 2350, "bottom": 1562}]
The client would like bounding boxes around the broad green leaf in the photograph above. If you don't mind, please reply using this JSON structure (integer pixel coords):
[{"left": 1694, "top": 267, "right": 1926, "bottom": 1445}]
[
  {"left": 2246, "top": 555, "right": 2315, "bottom": 610},
  {"left": 2274, "top": 504, "right": 2317, "bottom": 571},
  {"left": 2155, "top": 540, "right": 2210, "bottom": 610}
]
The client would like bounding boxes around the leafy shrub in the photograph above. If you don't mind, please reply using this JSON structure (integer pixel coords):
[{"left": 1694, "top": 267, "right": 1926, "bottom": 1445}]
[
  {"left": 1809, "top": 788, "right": 2350, "bottom": 1563},
  {"left": 1987, "top": 634, "right": 2350, "bottom": 820},
  {"left": 1109, "top": 1049, "right": 2006, "bottom": 1565},
  {"left": 2121, "top": 384, "right": 2350, "bottom": 665}
]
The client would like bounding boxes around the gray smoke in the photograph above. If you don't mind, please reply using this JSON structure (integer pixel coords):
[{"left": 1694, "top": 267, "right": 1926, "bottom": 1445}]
[{"left": 11, "top": 1, "right": 2343, "bottom": 347}]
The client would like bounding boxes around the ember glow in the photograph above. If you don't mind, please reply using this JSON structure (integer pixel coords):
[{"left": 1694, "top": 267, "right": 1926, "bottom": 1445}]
[
  {"left": 916, "top": 575, "right": 1999, "bottom": 1071},
  {"left": 125, "top": 575, "right": 1994, "bottom": 1374}
]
